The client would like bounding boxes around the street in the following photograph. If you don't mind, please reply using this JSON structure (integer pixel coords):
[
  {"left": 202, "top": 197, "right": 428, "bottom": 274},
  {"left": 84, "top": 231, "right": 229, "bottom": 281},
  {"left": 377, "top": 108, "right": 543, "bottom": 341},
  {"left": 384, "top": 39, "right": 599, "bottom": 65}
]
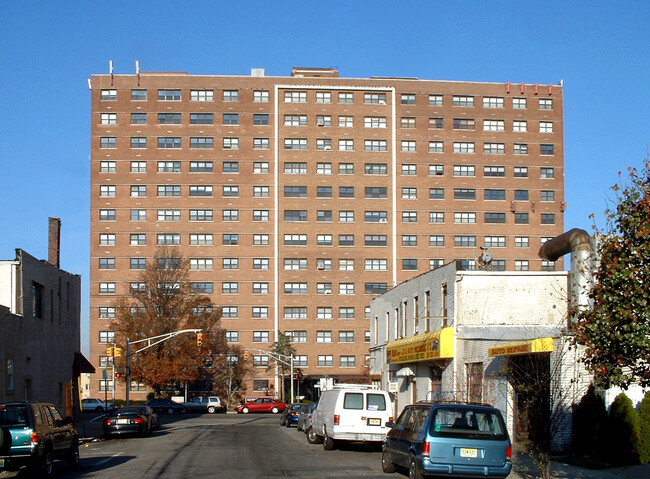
[{"left": 7, "top": 413, "right": 389, "bottom": 479}]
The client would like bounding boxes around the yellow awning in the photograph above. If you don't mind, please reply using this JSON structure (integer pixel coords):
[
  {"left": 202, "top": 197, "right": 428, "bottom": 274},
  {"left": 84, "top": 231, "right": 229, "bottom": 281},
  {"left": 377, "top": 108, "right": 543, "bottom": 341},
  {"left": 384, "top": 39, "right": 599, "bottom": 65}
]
[
  {"left": 386, "top": 327, "right": 454, "bottom": 364},
  {"left": 488, "top": 337, "right": 554, "bottom": 357}
]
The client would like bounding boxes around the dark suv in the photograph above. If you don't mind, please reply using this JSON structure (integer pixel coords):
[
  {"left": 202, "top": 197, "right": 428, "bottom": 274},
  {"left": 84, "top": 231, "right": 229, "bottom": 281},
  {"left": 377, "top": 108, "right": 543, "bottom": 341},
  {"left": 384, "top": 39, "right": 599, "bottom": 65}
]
[
  {"left": 382, "top": 401, "right": 511, "bottom": 478},
  {"left": 0, "top": 402, "right": 79, "bottom": 477}
]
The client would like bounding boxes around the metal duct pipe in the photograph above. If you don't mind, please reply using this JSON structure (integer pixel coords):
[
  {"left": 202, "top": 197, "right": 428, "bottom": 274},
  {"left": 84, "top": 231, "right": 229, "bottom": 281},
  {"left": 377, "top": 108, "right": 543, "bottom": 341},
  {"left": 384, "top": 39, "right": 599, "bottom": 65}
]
[{"left": 539, "top": 228, "right": 595, "bottom": 318}]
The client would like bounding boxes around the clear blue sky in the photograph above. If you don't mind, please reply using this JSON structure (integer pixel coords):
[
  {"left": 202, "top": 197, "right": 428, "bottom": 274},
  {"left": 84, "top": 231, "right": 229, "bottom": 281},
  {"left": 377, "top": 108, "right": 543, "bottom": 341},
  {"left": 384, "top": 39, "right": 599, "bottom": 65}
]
[{"left": 1, "top": 1, "right": 648, "bottom": 351}]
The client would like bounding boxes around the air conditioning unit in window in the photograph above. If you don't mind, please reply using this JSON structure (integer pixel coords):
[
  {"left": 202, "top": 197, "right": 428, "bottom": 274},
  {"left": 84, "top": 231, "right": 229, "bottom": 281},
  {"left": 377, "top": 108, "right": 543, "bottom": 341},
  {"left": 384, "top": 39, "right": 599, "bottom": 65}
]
[
  {"left": 379, "top": 218, "right": 388, "bottom": 223},
  {"left": 317, "top": 265, "right": 325, "bottom": 270},
  {"left": 378, "top": 100, "right": 386, "bottom": 105},
  {"left": 324, "top": 289, "right": 332, "bottom": 295},
  {"left": 317, "top": 119, "right": 325, "bottom": 126},
  {"left": 324, "top": 146, "right": 331, "bottom": 150}
]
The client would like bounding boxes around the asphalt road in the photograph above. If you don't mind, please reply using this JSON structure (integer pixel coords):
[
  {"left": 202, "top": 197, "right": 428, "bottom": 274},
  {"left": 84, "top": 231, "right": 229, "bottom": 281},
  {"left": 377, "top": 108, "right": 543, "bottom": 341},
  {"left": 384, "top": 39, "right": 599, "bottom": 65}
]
[{"left": 3, "top": 413, "right": 390, "bottom": 479}]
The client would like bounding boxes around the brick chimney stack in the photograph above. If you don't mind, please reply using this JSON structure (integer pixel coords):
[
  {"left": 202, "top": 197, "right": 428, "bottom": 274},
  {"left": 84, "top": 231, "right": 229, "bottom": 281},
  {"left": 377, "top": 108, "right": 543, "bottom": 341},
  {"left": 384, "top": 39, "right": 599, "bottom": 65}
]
[{"left": 48, "top": 217, "right": 61, "bottom": 268}]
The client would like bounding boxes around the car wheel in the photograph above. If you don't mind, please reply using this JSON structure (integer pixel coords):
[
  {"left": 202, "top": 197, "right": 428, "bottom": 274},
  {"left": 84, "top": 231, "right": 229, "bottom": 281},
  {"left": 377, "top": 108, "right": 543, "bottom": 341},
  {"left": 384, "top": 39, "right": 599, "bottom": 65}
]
[
  {"left": 42, "top": 447, "right": 54, "bottom": 477},
  {"left": 0, "top": 427, "right": 9, "bottom": 453},
  {"left": 280, "top": 417, "right": 287, "bottom": 426},
  {"left": 271, "top": 407, "right": 279, "bottom": 414},
  {"left": 323, "top": 434, "right": 335, "bottom": 451},
  {"left": 242, "top": 407, "right": 250, "bottom": 414},
  {"left": 207, "top": 406, "right": 216, "bottom": 414},
  {"left": 285, "top": 420, "right": 292, "bottom": 428},
  {"left": 381, "top": 448, "right": 396, "bottom": 473},
  {"left": 67, "top": 439, "right": 80, "bottom": 469},
  {"left": 306, "top": 427, "right": 322, "bottom": 444},
  {"left": 409, "top": 455, "right": 423, "bottom": 479}
]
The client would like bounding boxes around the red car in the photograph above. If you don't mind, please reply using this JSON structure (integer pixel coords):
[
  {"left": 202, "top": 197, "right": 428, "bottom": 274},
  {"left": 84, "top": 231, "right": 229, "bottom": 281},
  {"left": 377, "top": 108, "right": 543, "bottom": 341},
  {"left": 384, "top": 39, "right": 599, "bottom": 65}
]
[{"left": 236, "top": 398, "right": 287, "bottom": 414}]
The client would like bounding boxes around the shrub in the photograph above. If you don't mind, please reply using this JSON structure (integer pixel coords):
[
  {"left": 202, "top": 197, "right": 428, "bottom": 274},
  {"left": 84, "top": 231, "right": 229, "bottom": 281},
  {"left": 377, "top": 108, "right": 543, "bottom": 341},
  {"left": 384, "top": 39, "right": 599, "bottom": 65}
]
[
  {"left": 606, "top": 393, "right": 640, "bottom": 465},
  {"left": 638, "top": 391, "right": 650, "bottom": 464},
  {"left": 572, "top": 384, "right": 608, "bottom": 456}
]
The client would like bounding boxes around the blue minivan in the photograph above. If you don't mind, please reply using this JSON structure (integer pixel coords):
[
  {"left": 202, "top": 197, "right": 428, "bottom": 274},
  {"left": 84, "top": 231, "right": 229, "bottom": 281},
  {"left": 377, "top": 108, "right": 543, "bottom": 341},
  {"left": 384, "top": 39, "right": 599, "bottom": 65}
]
[{"left": 382, "top": 401, "right": 511, "bottom": 478}]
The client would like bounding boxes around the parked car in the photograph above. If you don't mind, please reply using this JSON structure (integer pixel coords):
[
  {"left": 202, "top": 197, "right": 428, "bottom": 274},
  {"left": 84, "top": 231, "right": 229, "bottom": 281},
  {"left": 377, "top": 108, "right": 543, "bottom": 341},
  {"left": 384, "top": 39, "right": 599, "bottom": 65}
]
[
  {"left": 145, "top": 398, "right": 186, "bottom": 414},
  {"left": 297, "top": 402, "right": 317, "bottom": 432},
  {"left": 235, "top": 398, "right": 287, "bottom": 414},
  {"left": 280, "top": 403, "right": 308, "bottom": 427},
  {"left": 182, "top": 395, "right": 225, "bottom": 414},
  {"left": 0, "top": 401, "right": 79, "bottom": 476},
  {"left": 133, "top": 405, "right": 159, "bottom": 430},
  {"left": 308, "top": 384, "right": 393, "bottom": 450},
  {"left": 382, "top": 401, "right": 512, "bottom": 479},
  {"left": 103, "top": 407, "right": 152, "bottom": 438},
  {"left": 81, "top": 398, "right": 114, "bottom": 412}
]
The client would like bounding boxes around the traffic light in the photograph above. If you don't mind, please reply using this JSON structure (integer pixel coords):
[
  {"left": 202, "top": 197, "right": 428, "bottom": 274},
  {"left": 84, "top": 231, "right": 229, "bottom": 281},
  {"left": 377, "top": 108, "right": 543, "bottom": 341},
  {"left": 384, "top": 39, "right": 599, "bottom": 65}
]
[
  {"left": 115, "top": 371, "right": 122, "bottom": 379},
  {"left": 293, "top": 373, "right": 299, "bottom": 380},
  {"left": 115, "top": 366, "right": 126, "bottom": 379},
  {"left": 106, "top": 347, "right": 114, "bottom": 357},
  {"left": 244, "top": 350, "right": 249, "bottom": 360},
  {"left": 196, "top": 333, "right": 203, "bottom": 347},
  {"left": 113, "top": 347, "right": 122, "bottom": 357}
]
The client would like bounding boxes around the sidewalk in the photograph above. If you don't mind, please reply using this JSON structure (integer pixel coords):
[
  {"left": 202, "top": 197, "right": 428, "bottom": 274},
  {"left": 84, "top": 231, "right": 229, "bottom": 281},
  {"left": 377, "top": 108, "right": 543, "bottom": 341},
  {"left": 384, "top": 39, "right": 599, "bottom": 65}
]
[{"left": 510, "top": 445, "right": 650, "bottom": 479}]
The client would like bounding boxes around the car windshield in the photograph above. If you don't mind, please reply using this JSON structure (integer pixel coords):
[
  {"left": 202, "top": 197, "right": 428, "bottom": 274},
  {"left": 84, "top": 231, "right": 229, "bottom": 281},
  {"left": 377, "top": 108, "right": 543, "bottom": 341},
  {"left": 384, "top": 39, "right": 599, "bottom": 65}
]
[
  {"left": 110, "top": 409, "right": 140, "bottom": 417},
  {"left": 0, "top": 406, "right": 29, "bottom": 427},
  {"left": 430, "top": 407, "right": 507, "bottom": 440}
]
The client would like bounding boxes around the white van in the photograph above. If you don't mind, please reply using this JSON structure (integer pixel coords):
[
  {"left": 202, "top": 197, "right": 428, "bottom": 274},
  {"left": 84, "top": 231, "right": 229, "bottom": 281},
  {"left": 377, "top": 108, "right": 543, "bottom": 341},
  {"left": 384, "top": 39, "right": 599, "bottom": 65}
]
[{"left": 307, "top": 384, "right": 393, "bottom": 450}]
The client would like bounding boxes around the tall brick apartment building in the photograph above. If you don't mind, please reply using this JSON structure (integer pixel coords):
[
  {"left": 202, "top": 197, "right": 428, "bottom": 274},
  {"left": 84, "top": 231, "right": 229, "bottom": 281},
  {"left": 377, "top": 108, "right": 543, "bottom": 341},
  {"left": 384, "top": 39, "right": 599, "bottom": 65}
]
[{"left": 89, "top": 66, "right": 564, "bottom": 400}]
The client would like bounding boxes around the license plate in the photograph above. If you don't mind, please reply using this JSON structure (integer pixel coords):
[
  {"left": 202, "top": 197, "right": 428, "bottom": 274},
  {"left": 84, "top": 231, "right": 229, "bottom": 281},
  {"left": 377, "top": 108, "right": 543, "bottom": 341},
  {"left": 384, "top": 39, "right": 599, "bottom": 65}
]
[
  {"left": 117, "top": 418, "right": 130, "bottom": 424},
  {"left": 367, "top": 418, "right": 381, "bottom": 426},
  {"left": 460, "top": 448, "right": 478, "bottom": 458}
]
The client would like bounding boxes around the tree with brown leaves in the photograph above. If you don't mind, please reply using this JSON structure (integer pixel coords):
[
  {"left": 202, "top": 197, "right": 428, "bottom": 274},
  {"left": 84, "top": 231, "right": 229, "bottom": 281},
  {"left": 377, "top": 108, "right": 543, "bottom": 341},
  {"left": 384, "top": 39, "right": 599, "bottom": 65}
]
[{"left": 111, "top": 247, "right": 225, "bottom": 395}]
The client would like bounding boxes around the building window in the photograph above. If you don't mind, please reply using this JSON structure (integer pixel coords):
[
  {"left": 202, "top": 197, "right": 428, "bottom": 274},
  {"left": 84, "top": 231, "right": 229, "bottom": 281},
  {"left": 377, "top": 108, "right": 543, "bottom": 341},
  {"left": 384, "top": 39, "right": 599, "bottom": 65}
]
[
  {"left": 222, "top": 90, "right": 238, "bottom": 102},
  {"left": 541, "top": 190, "right": 555, "bottom": 202},
  {"left": 339, "top": 283, "right": 355, "bottom": 295},
  {"left": 99, "top": 209, "right": 116, "bottom": 221},
  {"left": 253, "top": 356, "right": 269, "bottom": 368},
  {"left": 539, "top": 98, "right": 553, "bottom": 110},
  {"left": 223, "top": 138, "right": 239, "bottom": 150},
  {"left": 338, "top": 92, "right": 353, "bottom": 103},
  {"left": 514, "top": 167, "right": 528, "bottom": 178},
  {"left": 284, "top": 234, "right": 307, "bottom": 246},
  {"left": 513, "top": 97, "right": 526, "bottom": 109},
  {"left": 129, "top": 258, "right": 145, "bottom": 270},
  {"left": 316, "top": 139, "right": 332, "bottom": 151},
  {"left": 429, "top": 188, "right": 444, "bottom": 200},
  {"left": 129, "top": 185, "right": 146, "bottom": 197},
  {"left": 254, "top": 90, "right": 269, "bottom": 102},
  {"left": 484, "top": 166, "right": 505, "bottom": 177},
  {"left": 223, "top": 162, "right": 239, "bottom": 173},
  {"left": 453, "top": 118, "right": 475, "bottom": 130},
  {"left": 401, "top": 93, "right": 416, "bottom": 104},
  {"left": 129, "top": 161, "right": 146, "bottom": 173},
  {"left": 515, "top": 260, "right": 529, "bottom": 271},
  {"left": 484, "top": 143, "right": 505, "bottom": 155},
  {"left": 429, "top": 94, "right": 443, "bottom": 106},
  {"left": 364, "top": 92, "right": 386, "bottom": 104},
  {"left": 252, "top": 138, "right": 270, "bottom": 150},
  {"left": 365, "top": 163, "right": 387, "bottom": 175},
  {"left": 158, "top": 113, "right": 181, "bottom": 124},
  {"left": 190, "top": 90, "right": 214, "bottom": 102},
  {"left": 189, "top": 137, "right": 214, "bottom": 149},
  {"left": 541, "top": 260, "right": 556, "bottom": 271},
  {"left": 223, "top": 234, "right": 239, "bottom": 245},
  {"left": 452, "top": 96, "right": 474, "bottom": 107},
  {"left": 253, "top": 307, "right": 268, "bottom": 318},
  {"left": 339, "top": 307, "right": 355, "bottom": 319},
  {"left": 483, "top": 119, "right": 504, "bottom": 131},
  {"left": 191, "top": 282, "right": 214, "bottom": 295},
  {"left": 430, "top": 259, "right": 444, "bottom": 269},
  {"left": 287, "top": 331, "right": 307, "bottom": 343},
  {"left": 284, "top": 138, "right": 307, "bottom": 150},
  {"left": 156, "top": 161, "right": 180, "bottom": 173},
  {"left": 365, "top": 187, "right": 387, "bottom": 198},
  {"left": 316, "top": 163, "right": 332, "bottom": 175},
  {"left": 316, "top": 91, "right": 331, "bottom": 103},
  {"left": 338, "top": 235, "right": 354, "bottom": 246},
  {"left": 101, "top": 89, "right": 117, "bottom": 100},
  {"left": 365, "top": 116, "right": 387, "bottom": 128},
  {"left": 158, "top": 89, "right": 181, "bottom": 101},
  {"left": 222, "top": 282, "right": 238, "bottom": 294},
  {"left": 284, "top": 307, "right": 307, "bottom": 319},
  {"left": 285, "top": 114, "right": 307, "bottom": 126},
  {"left": 100, "top": 161, "right": 116, "bottom": 173},
  {"left": 402, "top": 188, "right": 417, "bottom": 199},
  {"left": 402, "top": 211, "right": 418, "bottom": 223},
  {"left": 485, "top": 212, "right": 506, "bottom": 224},
  {"left": 101, "top": 113, "right": 117, "bottom": 125},
  {"left": 284, "top": 210, "right": 307, "bottom": 222},
  {"left": 402, "top": 235, "right": 417, "bottom": 246},
  {"left": 454, "top": 212, "right": 476, "bottom": 224},
  {"left": 252, "top": 283, "right": 268, "bottom": 294},
  {"left": 190, "top": 113, "right": 213, "bottom": 124},
  {"left": 485, "top": 189, "right": 506, "bottom": 201},
  {"left": 189, "top": 210, "right": 213, "bottom": 221},
  {"left": 222, "top": 210, "right": 239, "bottom": 222},
  {"left": 99, "top": 233, "right": 115, "bottom": 246},
  {"left": 222, "top": 258, "right": 239, "bottom": 270},
  {"left": 541, "top": 213, "right": 556, "bottom": 225},
  {"left": 130, "top": 209, "right": 146, "bottom": 221},
  {"left": 318, "top": 355, "right": 333, "bottom": 367},
  {"left": 284, "top": 258, "right": 307, "bottom": 270},
  {"left": 365, "top": 283, "right": 387, "bottom": 294},
  {"left": 513, "top": 120, "right": 527, "bottom": 132},
  {"left": 454, "top": 236, "right": 476, "bottom": 247},
  {"left": 515, "top": 213, "right": 529, "bottom": 224},
  {"left": 483, "top": 97, "right": 504, "bottom": 108},
  {"left": 157, "top": 185, "right": 180, "bottom": 197},
  {"left": 401, "top": 164, "right": 417, "bottom": 176},
  {"left": 253, "top": 162, "right": 269, "bottom": 174},
  {"left": 100, "top": 137, "right": 116, "bottom": 148},
  {"left": 130, "top": 234, "right": 146, "bottom": 246},
  {"left": 539, "top": 121, "right": 554, "bottom": 133},
  {"left": 338, "top": 139, "right": 354, "bottom": 151},
  {"left": 428, "top": 141, "right": 444, "bottom": 153},
  {"left": 158, "top": 137, "right": 181, "bottom": 148},
  {"left": 402, "top": 259, "right": 417, "bottom": 270},
  {"left": 99, "top": 185, "right": 116, "bottom": 197},
  {"left": 99, "top": 282, "right": 115, "bottom": 294},
  {"left": 453, "top": 142, "right": 475, "bottom": 154},
  {"left": 365, "top": 235, "right": 387, "bottom": 246},
  {"left": 338, "top": 211, "right": 353, "bottom": 223},
  {"left": 429, "top": 211, "right": 444, "bottom": 224},
  {"left": 401, "top": 140, "right": 416, "bottom": 152},
  {"left": 453, "top": 165, "right": 475, "bottom": 177},
  {"left": 540, "top": 167, "right": 555, "bottom": 179},
  {"left": 284, "top": 91, "right": 306, "bottom": 103},
  {"left": 364, "top": 140, "right": 387, "bottom": 152},
  {"left": 251, "top": 113, "right": 268, "bottom": 126},
  {"left": 484, "top": 236, "right": 506, "bottom": 248},
  {"left": 515, "top": 237, "right": 529, "bottom": 248},
  {"left": 401, "top": 117, "right": 416, "bottom": 128},
  {"left": 454, "top": 189, "right": 476, "bottom": 200},
  {"left": 515, "top": 190, "right": 529, "bottom": 201},
  {"left": 316, "top": 115, "right": 331, "bottom": 126},
  {"left": 253, "top": 210, "right": 269, "bottom": 222},
  {"left": 285, "top": 283, "right": 307, "bottom": 295},
  {"left": 540, "top": 144, "right": 555, "bottom": 155},
  {"left": 316, "top": 331, "right": 332, "bottom": 343},
  {"left": 226, "top": 331, "right": 239, "bottom": 343},
  {"left": 156, "top": 210, "right": 179, "bottom": 222}
]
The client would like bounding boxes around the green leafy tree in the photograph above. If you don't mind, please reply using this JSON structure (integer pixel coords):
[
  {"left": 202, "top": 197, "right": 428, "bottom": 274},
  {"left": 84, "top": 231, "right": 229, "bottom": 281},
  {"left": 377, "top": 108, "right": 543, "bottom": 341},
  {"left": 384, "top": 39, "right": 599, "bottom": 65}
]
[
  {"left": 606, "top": 393, "right": 640, "bottom": 466},
  {"left": 575, "top": 159, "right": 650, "bottom": 389},
  {"left": 111, "top": 247, "right": 224, "bottom": 394},
  {"left": 638, "top": 391, "right": 650, "bottom": 464}
]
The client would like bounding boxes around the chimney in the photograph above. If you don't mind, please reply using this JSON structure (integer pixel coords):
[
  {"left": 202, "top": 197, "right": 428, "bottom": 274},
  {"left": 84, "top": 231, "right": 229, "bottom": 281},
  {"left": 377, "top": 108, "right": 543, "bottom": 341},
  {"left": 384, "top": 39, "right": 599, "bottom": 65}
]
[{"left": 48, "top": 217, "right": 61, "bottom": 268}]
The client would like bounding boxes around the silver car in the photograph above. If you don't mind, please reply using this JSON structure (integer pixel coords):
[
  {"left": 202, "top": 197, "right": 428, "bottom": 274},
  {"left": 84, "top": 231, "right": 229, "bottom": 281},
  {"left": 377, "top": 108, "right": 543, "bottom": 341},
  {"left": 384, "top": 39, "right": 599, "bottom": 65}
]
[{"left": 182, "top": 395, "right": 226, "bottom": 414}]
